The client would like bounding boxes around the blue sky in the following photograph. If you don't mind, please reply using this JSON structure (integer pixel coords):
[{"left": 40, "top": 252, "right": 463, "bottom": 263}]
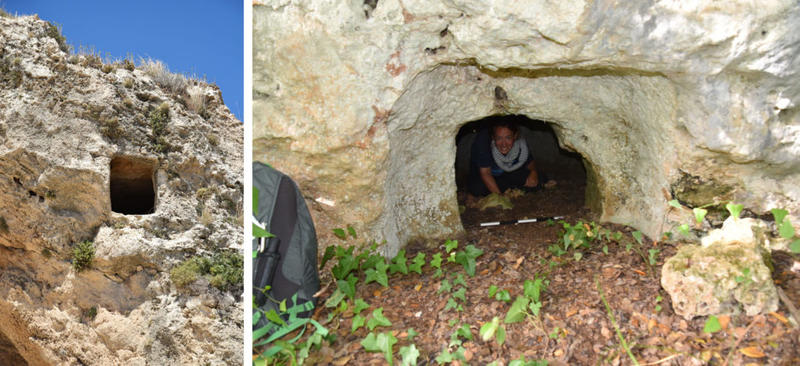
[{"left": 1, "top": 0, "right": 244, "bottom": 121}]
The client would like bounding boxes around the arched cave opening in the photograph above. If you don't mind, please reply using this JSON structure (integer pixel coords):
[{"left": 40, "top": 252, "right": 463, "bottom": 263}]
[
  {"left": 454, "top": 115, "right": 587, "bottom": 227},
  {"left": 110, "top": 156, "right": 156, "bottom": 215}
]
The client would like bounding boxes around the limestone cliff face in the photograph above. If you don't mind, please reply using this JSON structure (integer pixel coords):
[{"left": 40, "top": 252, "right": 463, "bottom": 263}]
[
  {"left": 0, "top": 14, "right": 243, "bottom": 365},
  {"left": 253, "top": 0, "right": 800, "bottom": 253}
]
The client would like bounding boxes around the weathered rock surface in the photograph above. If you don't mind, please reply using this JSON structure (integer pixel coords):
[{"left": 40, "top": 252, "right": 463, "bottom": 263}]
[
  {"left": 0, "top": 14, "right": 242, "bottom": 365},
  {"left": 253, "top": 0, "right": 800, "bottom": 254},
  {"left": 661, "top": 217, "right": 779, "bottom": 320}
]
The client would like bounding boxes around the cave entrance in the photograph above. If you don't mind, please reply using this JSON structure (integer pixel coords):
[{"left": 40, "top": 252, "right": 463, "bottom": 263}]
[
  {"left": 110, "top": 156, "right": 156, "bottom": 215},
  {"left": 454, "top": 115, "right": 587, "bottom": 227}
]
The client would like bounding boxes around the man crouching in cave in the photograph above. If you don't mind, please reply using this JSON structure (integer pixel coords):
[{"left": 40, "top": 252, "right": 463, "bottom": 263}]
[{"left": 467, "top": 119, "right": 555, "bottom": 198}]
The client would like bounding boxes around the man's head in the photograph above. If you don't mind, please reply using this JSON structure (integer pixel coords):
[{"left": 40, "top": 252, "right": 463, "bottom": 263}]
[{"left": 491, "top": 121, "right": 519, "bottom": 155}]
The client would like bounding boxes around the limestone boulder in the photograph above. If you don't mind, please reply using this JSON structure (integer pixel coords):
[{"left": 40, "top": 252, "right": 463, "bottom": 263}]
[
  {"left": 0, "top": 14, "right": 242, "bottom": 365},
  {"left": 254, "top": 0, "right": 800, "bottom": 254},
  {"left": 661, "top": 217, "right": 778, "bottom": 320}
]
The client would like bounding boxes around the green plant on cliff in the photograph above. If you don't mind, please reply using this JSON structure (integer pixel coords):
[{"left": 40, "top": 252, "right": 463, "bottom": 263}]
[
  {"left": 771, "top": 208, "right": 800, "bottom": 253},
  {"left": 149, "top": 102, "right": 171, "bottom": 153},
  {"left": 72, "top": 240, "right": 95, "bottom": 272},
  {"left": 170, "top": 251, "right": 243, "bottom": 290},
  {"left": 44, "top": 21, "right": 69, "bottom": 52}
]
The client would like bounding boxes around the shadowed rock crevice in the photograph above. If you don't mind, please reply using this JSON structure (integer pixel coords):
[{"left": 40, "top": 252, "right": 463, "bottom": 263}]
[{"left": 110, "top": 156, "right": 156, "bottom": 215}]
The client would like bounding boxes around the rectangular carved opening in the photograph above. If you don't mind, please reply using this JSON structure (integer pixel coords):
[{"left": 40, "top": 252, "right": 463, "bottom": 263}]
[{"left": 110, "top": 156, "right": 156, "bottom": 215}]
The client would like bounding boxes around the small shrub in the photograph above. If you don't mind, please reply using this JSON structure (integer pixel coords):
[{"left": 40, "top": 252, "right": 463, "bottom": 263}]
[
  {"left": 84, "top": 306, "right": 97, "bottom": 320},
  {"left": 123, "top": 78, "right": 134, "bottom": 88},
  {"left": 186, "top": 88, "right": 207, "bottom": 116},
  {"left": 101, "top": 64, "right": 114, "bottom": 74},
  {"left": 207, "top": 134, "right": 219, "bottom": 146},
  {"left": 170, "top": 257, "right": 206, "bottom": 288},
  {"left": 99, "top": 116, "right": 122, "bottom": 139},
  {"left": 44, "top": 21, "right": 68, "bottom": 52},
  {"left": 121, "top": 58, "right": 135, "bottom": 71},
  {"left": 72, "top": 240, "right": 95, "bottom": 272},
  {"left": 149, "top": 102, "right": 170, "bottom": 153},
  {"left": 140, "top": 58, "right": 187, "bottom": 94}
]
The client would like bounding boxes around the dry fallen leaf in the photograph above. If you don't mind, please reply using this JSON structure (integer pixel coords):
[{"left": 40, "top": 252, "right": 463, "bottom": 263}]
[
  {"left": 717, "top": 314, "right": 730, "bottom": 330},
  {"left": 513, "top": 256, "right": 524, "bottom": 269},
  {"left": 739, "top": 346, "right": 766, "bottom": 358}
]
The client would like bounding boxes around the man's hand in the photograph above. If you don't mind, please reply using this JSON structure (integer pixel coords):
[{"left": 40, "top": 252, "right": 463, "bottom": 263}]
[{"left": 524, "top": 170, "right": 539, "bottom": 188}]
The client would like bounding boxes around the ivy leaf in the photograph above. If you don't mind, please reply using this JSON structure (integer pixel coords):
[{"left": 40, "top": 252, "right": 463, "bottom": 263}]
[
  {"left": 365, "top": 260, "right": 389, "bottom": 287},
  {"left": 432, "top": 268, "right": 443, "bottom": 278},
  {"left": 445, "top": 239, "right": 458, "bottom": 253},
  {"left": 331, "top": 252, "right": 358, "bottom": 280},
  {"left": 332, "top": 228, "right": 347, "bottom": 240},
  {"left": 779, "top": 219, "right": 795, "bottom": 239},
  {"left": 438, "top": 279, "right": 452, "bottom": 294},
  {"left": 361, "top": 254, "right": 383, "bottom": 271},
  {"left": 488, "top": 285, "right": 498, "bottom": 298},
  {"left": 389, "top": 249, "right": 408, "bottom": 275},
  {"left": 528, "top": 300, "right": 542, "bottom": 316},
  {"left": 677, "top": 224, "right": 690, "bottom": 236},
  {"left": 790, "top": 239, "right": 800, "bottom": 254},
  {"left": 406, "top": 328, "right": 418, "bottom": 340},
  {"left": 351, "top": 314, "right": 366, "bottom": 333},
  {"left": 452, "top": 273, "right": 467, "bottom": 288},
  {"left": 409, "top": 253, "right": 426, "bottom": 274},
  {"left": 324, "top": 288, "right": 346, "bottom": 308},
  {"left": 367, "top": 308, "right": 392, "bottom": 330},
  {"left": 504, "top": 296, "right": 530, "bottom": 324},
  {"left": 455, "top": 323, "right": 472, "bottom": 341},
  {"left": 523, "top": 277, "right": 546, "bottom": 302},
  {"left": 496, "top": 290, "right": 512, "bottom": 302},
  {"left": 703, "top": 315, "right": 722, "bottom": 333},
  {"left": 454, "top": 244, "right": 484, "bottom": 276},
  {"left": 632, "top": 231, "right": 643, "bottom": 245},
  {"left": 264, "top": 309, "right": 285, "bottom": 326},
  {"left": 336, "top": 274, "right": 358, "bottom": 300},
  {"left": 452, "top": 287, "right": 466, "bottom": 302},
  {"left": 693, "top": 208, "right": 708, "bottom": 224},
  {"left": 361, "top": 332, "right": 398, "bottom": 365},
  {"left": 444, "top": 297, "right": 458, "bottom": 312},
  {"left": 320, "top": 246, "right": 336, "bottom": 269},
  {"left": 398, "top": 344, "right": 420, "bottom": 366},
  {"left": 496, "top": 324, "right": 506, "bottom": 345},
  {"left": 668, "top": 199, "right": 681, "bottom": 209},
  {"left": 353, "top": 298, "right": 370, "bottom": 315},
  {"left": 430, "top": 253, "right": 443, "bottom": 269},
  {"left": 480, "top": 316, "right": 500, "bottom": 341},
  {"left": 726, "top": 202, "right": 744, "bottom": 219},
  {"left": 347, "top": 225, "right": 357, "bottom": 239},
  {"left": 771, "top": 208, "right": 789, "bottom": 225}
]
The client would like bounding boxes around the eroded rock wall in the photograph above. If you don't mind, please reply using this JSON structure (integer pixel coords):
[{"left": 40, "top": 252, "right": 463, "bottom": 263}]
[
  {"left": 0, "top": 14, "right": 243, "bottom": 365},
  {"left": 254, "top": 0, "right": 800, "bottom": 254}
]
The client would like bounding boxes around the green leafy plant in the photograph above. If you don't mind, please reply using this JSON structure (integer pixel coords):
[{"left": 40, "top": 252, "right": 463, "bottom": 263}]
[
  {"left": 361, "top": 331, "right": 398, "bottom": 365},
  {"left": 488, "top": 285, "right": 512, "bottom": 302},
  {"left": 479, "top": 316, "right": 506, "bottom": 345},
  {"left": 72, "top": 240, "right": 95, "bottom": 272},
  {"left": 454, "top": 244, "right": 484, "bottom": 276},
  {"left": 170, "top": 251, "right": 243, "bottom": 290},
  {"left": 398, "top": 344, "right": 420, "bottom": 366},
  {"left": 772, "top": 208, "right": 800, "bottom": 253},
  {"left": 389, "top": 249, "right": 409, "bottom": 275},
  {"left": 654, "top": 295, "right": 663, "bottom": 313},
  {"left": 409, "top": 252, "right": 426, "bottom": 274},
  {"left": 596, "top": 277, "right": 639, "bottom": 366},
  {"left": 703, "top": 315, "right": 722, "bottom": 333},
  {"left": 148, "top": 102, "right": 171, "bottom": 153},
  {"left": 505, "top": 275, "right": 549, "bottom": 324}
]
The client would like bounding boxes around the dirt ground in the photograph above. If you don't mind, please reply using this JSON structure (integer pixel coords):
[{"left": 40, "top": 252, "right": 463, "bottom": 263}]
[{"left": 274, "top": 173, "right": 800, "bottom": 365}]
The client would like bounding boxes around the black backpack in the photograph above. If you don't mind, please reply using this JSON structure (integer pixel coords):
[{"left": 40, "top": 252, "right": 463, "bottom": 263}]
[{"left": 252, "top": 162, "right": 320, "bottom": 324}]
